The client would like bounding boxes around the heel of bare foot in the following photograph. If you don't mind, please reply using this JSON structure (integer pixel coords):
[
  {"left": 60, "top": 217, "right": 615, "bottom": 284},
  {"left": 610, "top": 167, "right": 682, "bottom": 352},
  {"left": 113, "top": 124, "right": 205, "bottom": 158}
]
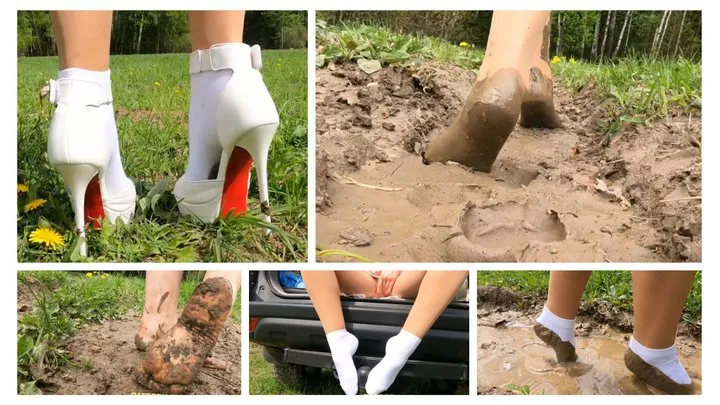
[
  {"left": 139, "top": 277, "right": 233, "bottom": 393},
  {"left": 135, "top": 292, "right": 177, "bottom": 352},
  {"left": 624, "top": 349, "right": 694, "bottom": 395},
  {"left": 423, "top": 69, "right": 523, "bottom": 173},
  {"left": 519, "top": 67, "right": 563, "bottom": 129},
  {"left": 533, "top": 323, "right": 578, "bottom": 363}
]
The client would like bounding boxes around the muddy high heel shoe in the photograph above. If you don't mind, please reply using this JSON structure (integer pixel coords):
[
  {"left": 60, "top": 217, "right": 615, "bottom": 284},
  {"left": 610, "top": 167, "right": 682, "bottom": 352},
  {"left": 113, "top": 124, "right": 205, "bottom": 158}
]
[
  {"left": 173, "top": 44, "right": 279, "bottom": 225},
  {"left": 47, "top": 79, "right": 136, "bottom": 256},
  {"left": 533, "top": 323, "right": 578, "bottom": 363},
  {"left": 624, "top": 349, "right": 695, "bottom": 395}
]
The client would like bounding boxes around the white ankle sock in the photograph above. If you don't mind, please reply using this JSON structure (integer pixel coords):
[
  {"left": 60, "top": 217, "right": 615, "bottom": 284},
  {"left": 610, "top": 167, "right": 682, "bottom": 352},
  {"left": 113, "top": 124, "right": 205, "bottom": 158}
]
[
  {"left": 365, "top": 329, "right": 421, "bottom": 395},
  {"left": 57, "top": 68, "right": 129, "bottom": 195},
  {"left": 536, "top": 305, "right": 576, "bottom": 347},
  {"left": 629, "top": 336, "right": 691, "bottom": 384},
  {"left": 185, "top": 69, "right": 232, "bottom": 181},
  {"left": 326, "top": 329, "right": 359, "bottom": 395}
]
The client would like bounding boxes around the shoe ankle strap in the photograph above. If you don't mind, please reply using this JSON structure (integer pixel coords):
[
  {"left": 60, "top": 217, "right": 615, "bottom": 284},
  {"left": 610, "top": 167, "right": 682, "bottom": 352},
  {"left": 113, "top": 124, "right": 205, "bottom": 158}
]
[
  {"left": 47, "top": 78, "right": 113, "bottom": 106},
  {"left": 189, "top": 43, "right": 262, "bottom": 74}
]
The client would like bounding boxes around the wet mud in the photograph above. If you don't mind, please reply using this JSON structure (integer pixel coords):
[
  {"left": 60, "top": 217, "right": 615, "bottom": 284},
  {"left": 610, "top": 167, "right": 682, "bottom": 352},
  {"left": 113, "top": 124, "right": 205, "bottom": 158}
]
[
  {"left": 316, "top": 61, "right": 701, "bottom": 262},
  {"left": 28, "top": 312, "right": 240, "bottom": 395},
  {"left": 477, "top": 286, "right": 702, "bottom": 395}
]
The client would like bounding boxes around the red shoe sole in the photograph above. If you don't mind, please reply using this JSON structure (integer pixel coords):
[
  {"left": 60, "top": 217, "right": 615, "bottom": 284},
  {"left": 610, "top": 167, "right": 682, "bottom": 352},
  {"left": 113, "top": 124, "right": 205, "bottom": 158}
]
[
  {"left": 221, "top": 146, "right": 253, "bottom": 218},
  {"left": 84, "top": 175, "right": 105, "bottom": 230}
]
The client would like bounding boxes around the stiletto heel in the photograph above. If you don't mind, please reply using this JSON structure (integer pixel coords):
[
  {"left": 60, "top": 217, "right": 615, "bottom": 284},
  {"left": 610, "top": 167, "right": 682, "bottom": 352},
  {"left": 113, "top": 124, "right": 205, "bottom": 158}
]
[
  {"left": 54, "top": 164, "right": 99, "bottom": 256},
  {"left": 174, "top": 43, "right": 280, "bottom": 228}
]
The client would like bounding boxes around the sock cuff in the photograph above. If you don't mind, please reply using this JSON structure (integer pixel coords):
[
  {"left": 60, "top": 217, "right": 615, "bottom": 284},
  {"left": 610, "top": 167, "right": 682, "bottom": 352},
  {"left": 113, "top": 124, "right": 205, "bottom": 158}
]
[
  {"left": 537, "top": 305, "right": 575, "bottom": 326},
  {"left": 326, "top": 328, "right": 351, "bottom": 341},
  {"left": 398, "top": 329, "right": 422, "bottom": 344},
  {"left": 58, "top": 68, "right": 111, "bottom": 83},
  {"left": 629, "top": 336, "right": 677, "bottom": 361}
]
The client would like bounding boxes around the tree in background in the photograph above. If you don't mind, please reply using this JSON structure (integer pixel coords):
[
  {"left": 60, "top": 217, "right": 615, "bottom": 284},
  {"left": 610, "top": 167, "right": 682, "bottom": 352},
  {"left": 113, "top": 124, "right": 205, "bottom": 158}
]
[
  {"left": 319, "top": 10, "right": 701, "bottom": 61},
  {"left": 17, "top": 10, "right": 307, "bottom": 56}
]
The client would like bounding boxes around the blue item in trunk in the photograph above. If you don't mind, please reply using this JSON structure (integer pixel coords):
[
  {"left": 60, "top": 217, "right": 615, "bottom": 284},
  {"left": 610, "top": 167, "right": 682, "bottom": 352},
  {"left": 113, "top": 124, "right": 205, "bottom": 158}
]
[{"left": 279, "top": 271, "right": 305, "bottom": 289}]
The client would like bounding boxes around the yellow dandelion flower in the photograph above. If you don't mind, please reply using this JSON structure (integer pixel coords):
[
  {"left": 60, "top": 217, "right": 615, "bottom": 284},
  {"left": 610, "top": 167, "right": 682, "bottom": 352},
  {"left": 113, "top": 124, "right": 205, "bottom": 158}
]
[
  {"left": 551, "top": 55, "right": 562, "bottom": 64},
  {"left": 102, "top": 273, "right": 109, "bottom": 279},
  {"left": 459, "top": 41, "right": 469, "bottom": 48},
  {"left": 24, "top": 198, "right": 46, "bottom": 212},
  {"left": 569, "top": 57, "right": 577, "bottom": 64},
  {"left": 86, "top": 272, "right": 93, "bottom": 278},
  {"left": 17, "top": 184, "right": 29, "bottom": 193},
  {"left": 153, "top": 81, "right": 161, "bottom": 87},
  {"left": 29, "top": 228, "right": 65, "bottom": 250}
]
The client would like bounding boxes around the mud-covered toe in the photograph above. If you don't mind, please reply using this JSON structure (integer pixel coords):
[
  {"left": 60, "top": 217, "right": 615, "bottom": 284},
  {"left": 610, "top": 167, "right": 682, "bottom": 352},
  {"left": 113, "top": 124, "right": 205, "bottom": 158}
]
[
  {"left": 519, "top": 67, "right": 563, "bottom": 129},
  {"left": 533, "top": 323, "right": 578, "bottom": 363},
  {"left": 138, "top": 277, "right": 233, "bottom": 394},
  {"left": 624, "top": 349, "right": 695, "bottom": 395},
  {"left": 423, "top": 68, "right": 523, "bottom": 173}
]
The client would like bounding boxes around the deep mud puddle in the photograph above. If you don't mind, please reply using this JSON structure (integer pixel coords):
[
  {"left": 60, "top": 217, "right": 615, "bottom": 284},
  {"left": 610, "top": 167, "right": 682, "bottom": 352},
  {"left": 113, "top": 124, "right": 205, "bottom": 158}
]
[
  {"left": 316, "top": 62, "right": 701, "bottom": 262},
  {"left": 478, "top": 313, "right": 702, "bottom": 395},
  {"left": 37, "top": 313, "right": 241, "bottom": 395}
]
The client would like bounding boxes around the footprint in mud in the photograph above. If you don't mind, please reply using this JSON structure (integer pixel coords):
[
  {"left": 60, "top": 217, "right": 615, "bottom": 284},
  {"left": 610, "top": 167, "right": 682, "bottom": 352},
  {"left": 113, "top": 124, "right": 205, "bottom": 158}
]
[
  {"left": 492, "top": 160, "right": 540, "bottom": 188},
  {"left": 444, "top": 201, "right": 567, "bottom": 262}
]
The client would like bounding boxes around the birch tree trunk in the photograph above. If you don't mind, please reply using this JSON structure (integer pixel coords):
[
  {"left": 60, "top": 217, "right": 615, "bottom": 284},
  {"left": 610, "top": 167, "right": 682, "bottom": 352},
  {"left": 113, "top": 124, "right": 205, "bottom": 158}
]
[
  {"left": 608, "top": 10, "right": 617, "bottom": 53},
  {"left": 592, "top": 12, "right": 602, "bottom": 58},
  {"left": 599, "top": 10, "right": 612, "bottom": 60},
  {"left": 674, "top": 10, "right": 687, "bottom": 58},
  {"left": 555, "top": 12, "right": 563, "bottom": 56},
  {"left": 656, "top": 10, "right": 672, "bottom": 58},
  {"left": 624, "top": 11, "right": 633, "bottom": 55},
  {"left": 652, "top": 11, "right": 667, "bottom": 56},
  {"left": 136, "top": 15, "right": 144, "bottom": 53},
  {"left": 613, "top": 11, "right": 632, "bottom": 59}
]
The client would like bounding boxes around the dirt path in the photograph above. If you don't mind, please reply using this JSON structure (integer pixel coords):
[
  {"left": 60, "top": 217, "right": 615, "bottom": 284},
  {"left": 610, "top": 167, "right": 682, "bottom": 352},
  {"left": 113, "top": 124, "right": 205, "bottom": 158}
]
[
  {"left": 477, "top": 286, "right": 702, "bottom": 395},
  {"left": 316, "top": 62, "right": 701, "bottom": 262},
  {"left": 35, "top": 313, "right": 241, "bottom": 395}
]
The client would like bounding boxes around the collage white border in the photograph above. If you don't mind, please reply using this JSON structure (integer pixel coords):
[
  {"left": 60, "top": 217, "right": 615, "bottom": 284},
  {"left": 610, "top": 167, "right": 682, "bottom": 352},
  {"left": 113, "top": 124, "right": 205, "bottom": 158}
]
[{"left": 5, "top": 0, "right": 713, "bottom": 402}]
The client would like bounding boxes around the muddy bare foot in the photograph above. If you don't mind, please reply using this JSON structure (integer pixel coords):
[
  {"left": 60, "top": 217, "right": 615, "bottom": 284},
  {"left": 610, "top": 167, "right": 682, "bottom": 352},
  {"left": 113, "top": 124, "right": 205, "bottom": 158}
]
[
  {"left": 624, "top": 349, "right": 695, "bottom": 395},
  {"left": 423, "top": 69, "right": 523, "bottom": 172},
  {"left": 533, "top": 323, "right": 578, "bottom": 363},
  {"left": 138, "top": 277, "right": 233, "bottom": 394},
  {"left": 519, "top": 67, "right": 563, "bottom": 129},
  {"left": 135, "top": 292, "right": 177, "bottom": 352}
]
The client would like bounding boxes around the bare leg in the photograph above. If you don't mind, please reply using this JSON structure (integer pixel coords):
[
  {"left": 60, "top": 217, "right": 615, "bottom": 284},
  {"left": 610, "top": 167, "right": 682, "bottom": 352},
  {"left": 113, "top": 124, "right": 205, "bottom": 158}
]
[
  {"left": 534, "top": 271, "right": 591, "bottom": 362},
  {"left": 424, "top": 11, "right": 561, "bottom": 172},
  {"left": 390, "top": 271, "right": 427, "bottom": 298},
  {"left": 401, "top": 271, "right": 466, "bottom": 337},
  {"left": 135, "top": 271, "right": 183, "bottom": 351},
  {"left": 546, "top": 271, "right": 591, "bottom": 319},
  {"left": 366, "top": 271, "right": 467, "bottom": 394},
  {"left": 189, "top": 11, "right": 245, "bottom": 50},
  {"left": 51, "top": 11, "right": 112, "bottom": 70},
  {"left": 632, "top": 271, "right": 695, "bottom": 348},
  {"left": 204, "top": 271, "right": 241, "bottom": 307}
]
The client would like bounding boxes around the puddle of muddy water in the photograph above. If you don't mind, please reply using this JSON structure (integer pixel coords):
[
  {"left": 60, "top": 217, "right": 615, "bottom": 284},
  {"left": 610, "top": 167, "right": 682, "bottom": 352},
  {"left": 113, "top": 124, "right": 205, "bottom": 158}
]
[{"left": 478, "top": 321, "right": 702, "bottom": 395}]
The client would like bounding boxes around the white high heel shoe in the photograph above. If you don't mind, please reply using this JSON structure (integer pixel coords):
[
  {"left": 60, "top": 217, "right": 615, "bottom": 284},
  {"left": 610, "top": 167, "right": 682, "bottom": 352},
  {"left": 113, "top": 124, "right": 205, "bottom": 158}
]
[
  {"left": 173, "top": 43, "right": 279, "bottom": 225},
  {"left": 47, "top": 78, "right": 136, "bottom": 256}
]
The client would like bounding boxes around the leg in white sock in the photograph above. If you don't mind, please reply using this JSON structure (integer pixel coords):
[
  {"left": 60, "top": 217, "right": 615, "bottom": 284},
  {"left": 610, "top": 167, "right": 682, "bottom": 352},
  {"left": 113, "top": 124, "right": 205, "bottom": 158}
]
[
  {"left": 629, "top": 336, "right": 691, "bottom": 384},
  {"left": 56, "top": 67, "right": 130, "bottom": 195},
  {"left": 185, "top": 70, "right": 231, "bottom": 181},
  {"left": 536, "top": 305, "right": 576, "bottom": 346},
  {"left": 326, "top": 329, "right": 359, "bottom": 395},
  {"left": 365, "top": 329, "right": 421, "bottom": 395}
]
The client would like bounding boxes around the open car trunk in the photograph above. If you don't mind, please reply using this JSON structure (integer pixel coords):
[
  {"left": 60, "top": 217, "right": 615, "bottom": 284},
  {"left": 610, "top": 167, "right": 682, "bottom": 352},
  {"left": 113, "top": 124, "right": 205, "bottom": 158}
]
[{"left": 249, "top": 271, "right": 469, "bottom": 381}]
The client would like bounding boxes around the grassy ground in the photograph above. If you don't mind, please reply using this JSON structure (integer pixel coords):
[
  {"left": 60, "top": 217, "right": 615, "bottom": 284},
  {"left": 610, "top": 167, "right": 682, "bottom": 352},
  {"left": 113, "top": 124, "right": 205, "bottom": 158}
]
[
  {"left": 476, "top": 271, "right": 702, "bottom": 326},
  {"left": 317, "top": 20, "right": 701, "bottom": 120},
  {"left": 16, "top": 270, "right": 241, "bottom": 394},
  {"left": 17, "top": 50, "right": 307, "bottom": 262}
]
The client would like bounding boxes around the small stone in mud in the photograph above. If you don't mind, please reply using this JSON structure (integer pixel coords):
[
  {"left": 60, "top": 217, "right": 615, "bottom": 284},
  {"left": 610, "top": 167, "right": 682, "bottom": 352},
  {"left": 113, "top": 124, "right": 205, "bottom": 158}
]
[
  {"left": 382, "top": 122, "right": 396, "bottom": 131},
  {"left": 351, "top": 114, "right": 372, "bottom": 128},
  {"left": 339, "top": 227, "right": 373, "bottom": 247}
]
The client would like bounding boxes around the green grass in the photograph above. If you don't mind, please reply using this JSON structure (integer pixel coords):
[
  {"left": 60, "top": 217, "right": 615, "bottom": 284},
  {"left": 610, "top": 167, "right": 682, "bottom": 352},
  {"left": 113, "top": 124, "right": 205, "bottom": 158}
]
[
  {"left": 476, "top": 271, "right": 702, "bottom": 325},
  {"left": 17, "top": 270, "right": 241, "bottom": 394},
  {"left": 17, "top": 50, "right": 307, "bottom": 262},
  {"left": 316, "top": 20, "right": 701, "bottom": 121}
]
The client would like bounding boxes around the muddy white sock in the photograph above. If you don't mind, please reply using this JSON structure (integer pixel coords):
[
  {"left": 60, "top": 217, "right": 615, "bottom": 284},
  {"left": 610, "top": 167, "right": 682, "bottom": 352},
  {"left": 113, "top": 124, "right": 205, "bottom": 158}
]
[
  {"left": 629, "top": 336, "right": 691, "bottom": 384},
  {"left": 326, "top": 329, "right": 359, "bottom": 395},
  {"left": 185, "top": 69, "right": 231, "bottom": 181},
  {"left": 366, "top": 329, "right": 421, "bottom": 395},
  {"left": 57, "top": 68, "right": 129, "bottom": 194},
  {"left": 536, "top": 305, "right": 576, "bottom": 347}
]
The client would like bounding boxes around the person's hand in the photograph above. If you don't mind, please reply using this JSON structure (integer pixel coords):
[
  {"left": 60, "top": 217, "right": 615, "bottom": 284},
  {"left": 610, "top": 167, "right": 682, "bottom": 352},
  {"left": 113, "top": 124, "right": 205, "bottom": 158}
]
[{"left": 375, "top": 271, "right": 401, "bottom": 297}]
